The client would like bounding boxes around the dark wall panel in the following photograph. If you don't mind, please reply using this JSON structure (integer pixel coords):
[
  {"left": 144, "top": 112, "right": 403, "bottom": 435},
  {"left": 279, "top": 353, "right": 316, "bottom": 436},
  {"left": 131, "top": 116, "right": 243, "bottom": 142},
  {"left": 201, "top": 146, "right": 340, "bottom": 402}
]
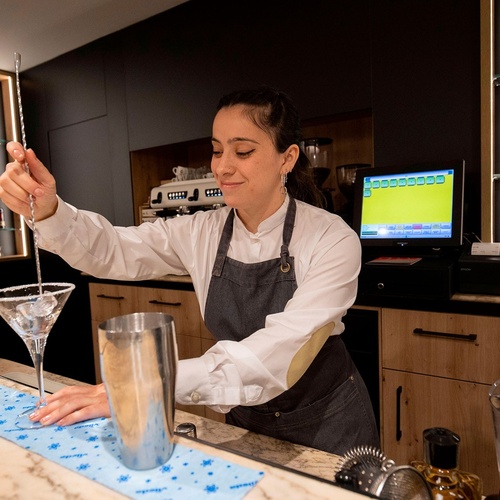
[
  {"left": 23, "top": 38, "right": 134, "bottom": 226},
  {"left": 48, "top": 117, "right": 115, "bottom": 220},
  {"left": 121, "top": 0, "right": 372, "bottom": 151},
  {"left": 102, "top": 43, "right": 133, "bottom": 227},
  {"left": 42, "top": 47, "right": 107, "bottom": 130},
  {"left": 370, "top": 0, "right": 480, "bottom": 235}
]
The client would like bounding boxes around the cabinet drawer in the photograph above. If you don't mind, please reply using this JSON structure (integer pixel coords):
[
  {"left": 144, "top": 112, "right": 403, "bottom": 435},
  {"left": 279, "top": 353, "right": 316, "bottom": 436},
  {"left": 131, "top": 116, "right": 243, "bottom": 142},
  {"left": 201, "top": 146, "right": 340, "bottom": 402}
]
[
  {"left": 381, "top": 308, "right": 499, "bottom": 384},
  {"left": 139, "top": 287, "right": 201, "bottom": 337},
  {"left": 89, "top": 284, "right": 202, "bottom": 336},
  {"left": 89, "top": 283, "right": 142, "bottom": 321}
]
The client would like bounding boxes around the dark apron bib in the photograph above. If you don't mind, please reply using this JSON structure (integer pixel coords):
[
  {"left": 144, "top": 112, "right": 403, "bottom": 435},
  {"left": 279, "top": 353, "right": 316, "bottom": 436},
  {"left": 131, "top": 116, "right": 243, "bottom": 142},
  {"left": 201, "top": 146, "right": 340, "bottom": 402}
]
[{"left": 204, "top": 198, "right": 378, "bottom": 454}]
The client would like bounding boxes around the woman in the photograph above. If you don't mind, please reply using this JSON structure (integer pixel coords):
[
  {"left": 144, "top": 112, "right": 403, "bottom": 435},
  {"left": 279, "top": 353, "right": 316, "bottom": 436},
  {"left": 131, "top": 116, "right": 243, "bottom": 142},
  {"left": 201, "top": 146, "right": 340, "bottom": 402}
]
[{"left": 0, "top": 86, "right": 378, "bottom": 455}]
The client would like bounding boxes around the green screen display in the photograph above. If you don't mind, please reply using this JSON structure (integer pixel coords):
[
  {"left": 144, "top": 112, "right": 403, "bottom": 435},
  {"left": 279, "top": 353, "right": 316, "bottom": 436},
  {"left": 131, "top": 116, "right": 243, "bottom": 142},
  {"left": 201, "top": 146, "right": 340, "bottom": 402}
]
[{"left": 359, "top": 169, "right": 454, "bottom": 240}]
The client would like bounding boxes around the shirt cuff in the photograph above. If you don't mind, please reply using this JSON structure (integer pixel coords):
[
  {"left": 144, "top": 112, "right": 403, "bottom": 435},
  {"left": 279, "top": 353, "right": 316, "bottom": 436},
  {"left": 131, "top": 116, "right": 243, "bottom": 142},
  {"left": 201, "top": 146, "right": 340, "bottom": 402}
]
[
  {"left": 176, "top": 357, "right": 215, "bottom": 406},
  {"left": 34, "top": 196, "right": 77, "bottom": 243}
]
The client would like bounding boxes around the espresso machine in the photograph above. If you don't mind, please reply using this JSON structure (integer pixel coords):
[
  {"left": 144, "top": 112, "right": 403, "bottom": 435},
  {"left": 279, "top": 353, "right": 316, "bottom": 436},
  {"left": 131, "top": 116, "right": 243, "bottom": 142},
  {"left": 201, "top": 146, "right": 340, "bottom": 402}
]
[{"left": 145, "top": 178, "right": 225, "bottom": 222}]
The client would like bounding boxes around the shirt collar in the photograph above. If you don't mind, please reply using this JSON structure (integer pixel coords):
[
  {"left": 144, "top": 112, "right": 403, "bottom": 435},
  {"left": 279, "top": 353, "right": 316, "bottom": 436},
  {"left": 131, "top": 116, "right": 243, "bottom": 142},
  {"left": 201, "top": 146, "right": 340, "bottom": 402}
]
[{"left": 234, "top": 195, "right": 290, "bottom": 235}]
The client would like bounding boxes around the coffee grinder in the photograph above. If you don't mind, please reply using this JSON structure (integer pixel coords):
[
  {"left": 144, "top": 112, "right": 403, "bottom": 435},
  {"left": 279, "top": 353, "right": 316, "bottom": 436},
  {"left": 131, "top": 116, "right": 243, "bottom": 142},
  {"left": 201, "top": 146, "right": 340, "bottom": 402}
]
[
  {"left": 301, "top": 137, "right": 334, "bottom": 212},
  {"left": 336, "top": 163, "right": 372, "bottom": 225}
]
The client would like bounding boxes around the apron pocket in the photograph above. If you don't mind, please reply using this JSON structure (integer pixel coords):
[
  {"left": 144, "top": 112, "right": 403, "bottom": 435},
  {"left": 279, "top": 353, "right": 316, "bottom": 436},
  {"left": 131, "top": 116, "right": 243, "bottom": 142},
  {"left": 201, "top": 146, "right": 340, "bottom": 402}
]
[{"left": 227, "top": 370, "right": 379, "bottom": 455}]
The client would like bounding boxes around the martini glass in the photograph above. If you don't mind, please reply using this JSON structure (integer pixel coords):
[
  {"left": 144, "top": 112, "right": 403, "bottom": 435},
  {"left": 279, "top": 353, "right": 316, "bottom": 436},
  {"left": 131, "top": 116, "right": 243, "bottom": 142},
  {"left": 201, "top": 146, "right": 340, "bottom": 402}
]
[{"left": 0, "top": 282, "right": 75, "bottom": 429}]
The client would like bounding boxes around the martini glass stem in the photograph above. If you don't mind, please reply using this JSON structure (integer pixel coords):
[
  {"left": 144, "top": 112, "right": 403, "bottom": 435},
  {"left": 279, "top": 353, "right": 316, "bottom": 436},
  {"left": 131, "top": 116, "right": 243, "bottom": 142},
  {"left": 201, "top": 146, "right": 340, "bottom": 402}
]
[{"left": 29, "top": 338, "right": 47, "bottom": 407}]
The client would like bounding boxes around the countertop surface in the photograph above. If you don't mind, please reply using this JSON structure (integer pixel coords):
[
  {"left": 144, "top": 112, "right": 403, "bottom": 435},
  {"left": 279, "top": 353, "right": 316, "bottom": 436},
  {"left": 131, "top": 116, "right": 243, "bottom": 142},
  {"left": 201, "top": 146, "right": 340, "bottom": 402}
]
[
  {"left": 84, "top": 272, "right": 500, "bottom": 306},
  {"left": 0, "top": 359, "right": 370, "bottom": 499}
]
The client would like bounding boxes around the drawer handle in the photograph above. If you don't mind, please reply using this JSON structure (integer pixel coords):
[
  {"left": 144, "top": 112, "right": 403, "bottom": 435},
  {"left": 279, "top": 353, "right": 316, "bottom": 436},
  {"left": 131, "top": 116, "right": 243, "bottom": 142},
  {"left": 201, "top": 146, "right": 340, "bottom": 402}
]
[
  {"left": 148, "top": 300, "right": 182, "bottom": 306},
  {"left": 96, "top": 294, "right": 125, "bottom": 300},
  {"left": 413, "top": 328, "right": 477, "bottom": 342},
  {"left": 396, "top": 386, "right": 402, "bottom": 442}
]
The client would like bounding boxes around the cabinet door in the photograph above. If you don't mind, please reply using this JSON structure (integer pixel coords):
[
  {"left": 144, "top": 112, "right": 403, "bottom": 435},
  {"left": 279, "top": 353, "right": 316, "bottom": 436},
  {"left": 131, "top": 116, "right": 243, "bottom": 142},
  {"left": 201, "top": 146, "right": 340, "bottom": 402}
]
[
  {"left": 89, "top": 283, "right": 144, "bottom": 382},
  {"left": 140, "top": 288, "right": 203, "bottom": 360},
  {"left": 382, "top": 369, "right": 499, "bottom": 495},
  {"left": 382, "top": 309, "right": 499, "bottom": 384}
]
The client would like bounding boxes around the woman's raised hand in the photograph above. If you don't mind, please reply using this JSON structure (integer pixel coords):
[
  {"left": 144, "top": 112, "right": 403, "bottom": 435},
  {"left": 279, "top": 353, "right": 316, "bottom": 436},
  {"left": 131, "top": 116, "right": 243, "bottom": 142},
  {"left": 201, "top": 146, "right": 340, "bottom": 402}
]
[{"left": 0, "top": 141, "right": 58, "bottom": 221}]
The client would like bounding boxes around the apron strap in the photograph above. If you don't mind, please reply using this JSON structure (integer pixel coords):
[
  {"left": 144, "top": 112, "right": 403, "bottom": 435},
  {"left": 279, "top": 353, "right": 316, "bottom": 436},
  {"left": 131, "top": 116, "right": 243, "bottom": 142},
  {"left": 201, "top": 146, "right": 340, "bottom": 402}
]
[
  {"left": 211, "top": 209, "right": 235, "bottom": 277},
  {"left": 280, "top": 198, "right": 296, "bottom": 273},
  {"left": 213, "top": 197, "right": 297, "bottom": 277}
]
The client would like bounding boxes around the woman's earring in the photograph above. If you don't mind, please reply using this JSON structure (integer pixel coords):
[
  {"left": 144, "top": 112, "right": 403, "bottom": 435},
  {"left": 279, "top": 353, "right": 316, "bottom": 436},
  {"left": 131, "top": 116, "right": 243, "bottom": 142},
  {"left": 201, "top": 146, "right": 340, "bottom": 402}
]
[{"left": 281, "top": 173, "right": 288, "bottom": 196}]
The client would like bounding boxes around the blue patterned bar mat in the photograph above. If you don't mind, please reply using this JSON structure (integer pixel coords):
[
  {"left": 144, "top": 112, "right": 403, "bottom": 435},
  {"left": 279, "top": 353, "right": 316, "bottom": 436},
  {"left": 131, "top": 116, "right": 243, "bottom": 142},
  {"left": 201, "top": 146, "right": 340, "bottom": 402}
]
[{"left": 0, "top": 385, "right": 264, "bottom": 499}]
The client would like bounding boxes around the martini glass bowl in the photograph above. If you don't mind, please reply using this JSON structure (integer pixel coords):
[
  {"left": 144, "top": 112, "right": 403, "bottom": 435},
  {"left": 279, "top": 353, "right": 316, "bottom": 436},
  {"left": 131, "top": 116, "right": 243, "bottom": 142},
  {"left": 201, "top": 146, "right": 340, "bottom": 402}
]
[{"left": 0, "top": 282, "right": 75, "bottom": 429}]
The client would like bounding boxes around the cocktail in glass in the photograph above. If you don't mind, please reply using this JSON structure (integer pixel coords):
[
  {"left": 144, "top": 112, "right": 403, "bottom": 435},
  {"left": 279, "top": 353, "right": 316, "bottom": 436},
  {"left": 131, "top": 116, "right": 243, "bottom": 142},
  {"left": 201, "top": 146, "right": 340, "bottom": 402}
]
[{"left": 0, "top": 282, "right": 75, "bottom": 428}]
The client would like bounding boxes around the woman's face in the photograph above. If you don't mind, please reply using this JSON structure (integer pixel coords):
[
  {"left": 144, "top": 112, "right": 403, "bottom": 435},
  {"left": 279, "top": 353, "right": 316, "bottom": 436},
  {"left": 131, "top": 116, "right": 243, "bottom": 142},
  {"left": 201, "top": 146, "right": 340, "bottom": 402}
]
[{"left": 211, "top": 105, "right": 297, "bottom": 228}]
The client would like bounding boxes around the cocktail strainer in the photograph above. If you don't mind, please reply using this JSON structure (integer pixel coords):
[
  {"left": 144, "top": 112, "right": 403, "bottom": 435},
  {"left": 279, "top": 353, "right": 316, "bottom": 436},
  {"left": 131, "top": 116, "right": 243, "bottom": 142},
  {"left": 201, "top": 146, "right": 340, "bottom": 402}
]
[{"left": 335, "top": 445, "right": 432, "bottom": 499}]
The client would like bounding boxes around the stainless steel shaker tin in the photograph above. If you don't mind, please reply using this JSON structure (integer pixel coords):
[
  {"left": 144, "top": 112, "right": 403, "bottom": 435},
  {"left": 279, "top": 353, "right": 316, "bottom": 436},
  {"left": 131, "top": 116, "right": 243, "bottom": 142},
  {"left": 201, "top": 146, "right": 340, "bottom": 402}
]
[{"left": 98, "top": 312, "right": 178, "bottom": 470}]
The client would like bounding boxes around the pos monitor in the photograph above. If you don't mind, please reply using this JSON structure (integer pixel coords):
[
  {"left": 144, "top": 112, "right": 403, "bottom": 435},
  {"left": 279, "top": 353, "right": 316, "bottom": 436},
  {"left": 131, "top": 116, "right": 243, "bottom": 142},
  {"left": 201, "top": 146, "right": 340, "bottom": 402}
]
[{"left": 352, "top": 160, "right": 464, "bottom": 256}]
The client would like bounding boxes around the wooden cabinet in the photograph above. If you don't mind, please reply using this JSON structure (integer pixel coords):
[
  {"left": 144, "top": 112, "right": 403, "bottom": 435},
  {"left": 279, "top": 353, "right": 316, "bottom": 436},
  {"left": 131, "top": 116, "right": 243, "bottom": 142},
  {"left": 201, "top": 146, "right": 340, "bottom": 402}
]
[
  {"left": 88, "top": 282, "right": 222, "bottom": 422},
  {"left": 380, "top": 308, "right": 499, "bottom": 495}
]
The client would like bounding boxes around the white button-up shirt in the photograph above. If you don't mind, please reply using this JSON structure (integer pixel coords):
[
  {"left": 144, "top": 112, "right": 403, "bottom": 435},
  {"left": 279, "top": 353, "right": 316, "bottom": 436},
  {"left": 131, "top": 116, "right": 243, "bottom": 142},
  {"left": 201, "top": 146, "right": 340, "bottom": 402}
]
[{"left": 35, "top": 196, "right": 361, "bottom": 413}]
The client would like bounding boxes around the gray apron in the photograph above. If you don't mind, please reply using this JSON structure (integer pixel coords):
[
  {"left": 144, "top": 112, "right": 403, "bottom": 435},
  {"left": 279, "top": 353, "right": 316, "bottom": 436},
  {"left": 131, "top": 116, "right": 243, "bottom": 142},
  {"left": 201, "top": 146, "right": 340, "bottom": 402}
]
[{"left": 204, "top": 198, "right": 379, "bottom": 455}]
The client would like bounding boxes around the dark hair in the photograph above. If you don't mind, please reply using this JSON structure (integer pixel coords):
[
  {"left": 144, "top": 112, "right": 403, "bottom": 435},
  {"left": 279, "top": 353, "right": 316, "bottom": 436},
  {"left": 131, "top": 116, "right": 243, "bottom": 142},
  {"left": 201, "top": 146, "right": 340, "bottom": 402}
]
[{"left": 216, "top": 86, "right": 325, "bottom": 208}]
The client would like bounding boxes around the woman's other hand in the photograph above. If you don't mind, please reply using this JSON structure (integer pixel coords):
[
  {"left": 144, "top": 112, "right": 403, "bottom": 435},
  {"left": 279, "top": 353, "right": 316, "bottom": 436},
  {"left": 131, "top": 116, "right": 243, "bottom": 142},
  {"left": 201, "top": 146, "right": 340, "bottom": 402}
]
[
  {"left": 0, "top": 141, "right": 58, "bottom": 221},
  {"left": 29, "top": 383, "right": 110, "bottom": 426}
]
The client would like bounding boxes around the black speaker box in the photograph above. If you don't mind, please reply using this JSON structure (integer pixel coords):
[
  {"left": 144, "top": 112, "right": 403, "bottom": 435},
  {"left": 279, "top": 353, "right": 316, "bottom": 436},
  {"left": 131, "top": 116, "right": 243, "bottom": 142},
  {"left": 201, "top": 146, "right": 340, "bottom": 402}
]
[{"left": 458, "top": 253, "right": 500, "bottom": 295}]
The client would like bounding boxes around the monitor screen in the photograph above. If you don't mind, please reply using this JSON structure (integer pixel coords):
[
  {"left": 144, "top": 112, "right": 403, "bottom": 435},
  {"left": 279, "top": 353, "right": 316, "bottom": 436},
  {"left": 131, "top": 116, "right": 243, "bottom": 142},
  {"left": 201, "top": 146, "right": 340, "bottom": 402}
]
[{"left": 352, "top": 160, "right": 464, "bottom": 250}]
